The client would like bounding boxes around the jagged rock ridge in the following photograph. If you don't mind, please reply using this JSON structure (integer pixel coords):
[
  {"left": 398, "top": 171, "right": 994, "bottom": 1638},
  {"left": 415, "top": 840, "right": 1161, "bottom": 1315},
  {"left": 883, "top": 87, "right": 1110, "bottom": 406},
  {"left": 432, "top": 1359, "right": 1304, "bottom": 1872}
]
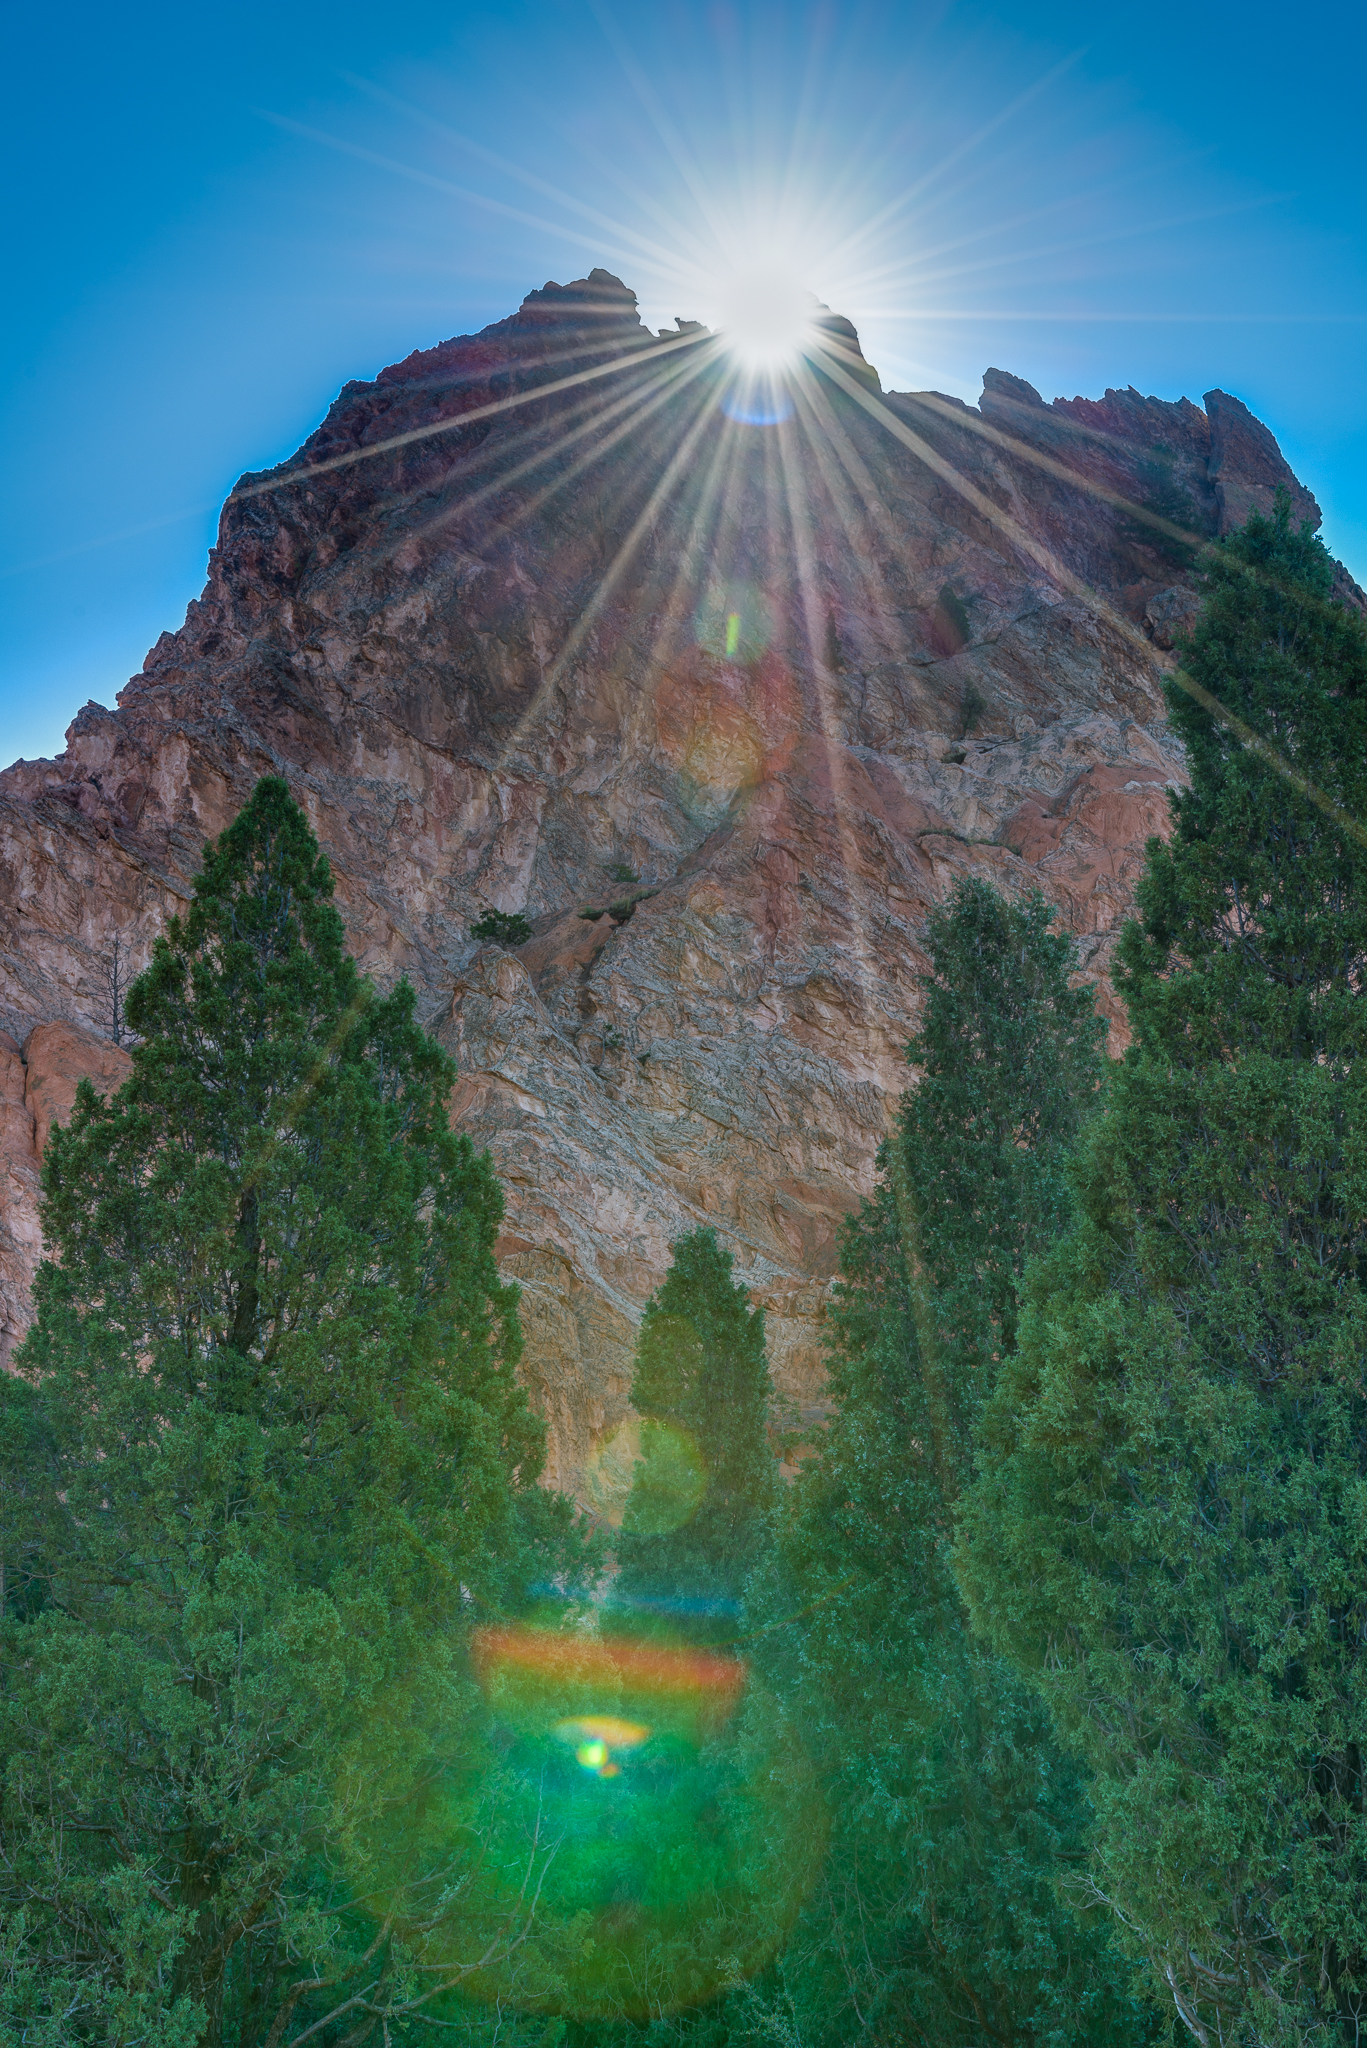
[{"left": 2, "top": 269, "right": 1354, "bottom": 1495}]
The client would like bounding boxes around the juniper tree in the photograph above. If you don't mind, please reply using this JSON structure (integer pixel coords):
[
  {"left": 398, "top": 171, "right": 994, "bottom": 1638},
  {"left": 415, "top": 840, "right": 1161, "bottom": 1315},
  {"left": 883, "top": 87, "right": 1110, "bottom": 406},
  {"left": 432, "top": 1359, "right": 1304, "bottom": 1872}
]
[
  {"left": 888, "top": 877, "right": 1106, "bottom": 1493},
  {"left": 0, "top": 778, "right": 587, "bottom": 2048},
  {"left": 956, "top": 498, "right": 1367, "bottom": 2045},
  {"left": 750, "top": 879, "right": 1150, "bottom": 2048},
  {"left": 613, "top": 1229, "right": 776, "bottom": 1646}
]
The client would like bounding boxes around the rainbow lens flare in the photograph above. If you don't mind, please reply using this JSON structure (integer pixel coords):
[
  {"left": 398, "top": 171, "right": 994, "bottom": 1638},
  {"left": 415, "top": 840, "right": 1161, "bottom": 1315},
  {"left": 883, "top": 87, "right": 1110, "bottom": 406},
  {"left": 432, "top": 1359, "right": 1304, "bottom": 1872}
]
[
  {"left": 339, "top": 1629, "right": 823, "bottom": 2024},
  {"left": 474, "top": 1625, "right": 747, "bottom": 1743}
]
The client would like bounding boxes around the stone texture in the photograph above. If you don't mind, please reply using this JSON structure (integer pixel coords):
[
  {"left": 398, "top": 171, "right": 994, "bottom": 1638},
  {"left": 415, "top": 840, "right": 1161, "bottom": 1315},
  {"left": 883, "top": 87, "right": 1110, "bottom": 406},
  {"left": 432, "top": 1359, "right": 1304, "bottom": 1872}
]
[
  {"left": 1205, "top": 387, "right": 1321, "bottom": 535},
  {"left": 0, "top": 1022, "right": 132, "bottom": 1368},
  {"left": 1, "top": 271, "right": 1357, "bottom": 1493},
  {"left": 0, "top": 1034, "right": 38, "bottom": 1373},
  {"left": 23, "top": 1020, "right": 133, "bottom": 1158}
]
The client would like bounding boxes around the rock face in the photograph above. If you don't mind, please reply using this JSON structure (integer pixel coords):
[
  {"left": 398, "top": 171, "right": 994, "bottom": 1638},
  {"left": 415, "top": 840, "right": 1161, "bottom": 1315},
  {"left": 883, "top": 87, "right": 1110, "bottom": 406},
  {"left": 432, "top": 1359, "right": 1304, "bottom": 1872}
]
[
  {"left": 0, "top": 1023, "right": 132, "bottom": 1367},
  {"left": 1, "top": 269, "right": 1356, "bottom": 1491}
]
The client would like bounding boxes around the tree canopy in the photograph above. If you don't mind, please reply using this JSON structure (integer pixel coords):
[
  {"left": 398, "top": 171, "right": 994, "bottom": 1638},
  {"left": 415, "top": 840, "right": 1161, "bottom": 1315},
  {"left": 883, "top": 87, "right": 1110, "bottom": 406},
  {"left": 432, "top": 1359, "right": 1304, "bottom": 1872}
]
[
  {"left": 612, "top": 1228, "right": 776, "bottom": 1647},
  {"left": 956, "top": 498, "right": 1367, "bottom": 2045},
  {"left": 0, "top": 777, "right": 587, "bottom": 2047},
  {"left": 744, "top": 877, "right": 1147, "bottom": 2047}
]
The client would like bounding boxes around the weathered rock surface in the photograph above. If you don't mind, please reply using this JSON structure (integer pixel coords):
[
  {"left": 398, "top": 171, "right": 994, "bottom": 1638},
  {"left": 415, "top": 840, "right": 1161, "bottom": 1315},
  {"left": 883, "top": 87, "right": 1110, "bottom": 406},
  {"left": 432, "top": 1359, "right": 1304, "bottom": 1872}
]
[
  {"left": 2, "top": 268, "right": 1357, "bottom": 1491},
  {"left": 0, "top": 1022, "right": 132, "bottom": 1367}
]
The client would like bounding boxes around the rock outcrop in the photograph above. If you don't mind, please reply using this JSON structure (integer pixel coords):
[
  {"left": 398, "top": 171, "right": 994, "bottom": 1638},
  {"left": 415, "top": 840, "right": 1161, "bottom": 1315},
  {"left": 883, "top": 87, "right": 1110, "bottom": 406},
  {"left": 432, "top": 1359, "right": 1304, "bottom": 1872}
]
[{"left": 1, "top": 270, "right": 1355, "bottom": 1491}]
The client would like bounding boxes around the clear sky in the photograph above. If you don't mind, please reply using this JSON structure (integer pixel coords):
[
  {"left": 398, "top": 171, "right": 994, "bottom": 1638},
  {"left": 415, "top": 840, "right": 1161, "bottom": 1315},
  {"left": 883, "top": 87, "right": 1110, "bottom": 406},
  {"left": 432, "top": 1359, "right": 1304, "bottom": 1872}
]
[{"left": 3, "top": 0, "right": 1365, "bottom": 764}]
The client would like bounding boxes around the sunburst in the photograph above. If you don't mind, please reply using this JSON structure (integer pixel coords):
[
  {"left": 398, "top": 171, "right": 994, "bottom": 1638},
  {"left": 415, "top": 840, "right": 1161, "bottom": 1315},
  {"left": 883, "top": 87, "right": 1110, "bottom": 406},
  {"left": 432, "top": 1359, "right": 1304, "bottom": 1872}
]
[{"left": 226, "top": 9, "right": 1352, "bottom": 953}]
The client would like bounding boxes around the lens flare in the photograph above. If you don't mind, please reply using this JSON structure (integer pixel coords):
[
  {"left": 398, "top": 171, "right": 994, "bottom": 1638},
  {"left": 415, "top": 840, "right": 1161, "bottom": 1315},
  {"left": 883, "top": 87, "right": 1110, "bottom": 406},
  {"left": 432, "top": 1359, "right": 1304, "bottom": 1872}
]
[
  {"left": 695, "top": 580, "right": 773, "bottom": 665},
  {"left": 721, "top": 375, "right": 795, "bottom": 426},
  {"left": 556, "top": 1714, "right": 651, "bottom": 1776},
  {"left": 336, "top": 1630, "right": 823, "bottom": 2023},
  {"left": 474, "top": 1625, "right": 747, "bottom": 1732},
  {"left": 583, "top": 1415, "right": 708, "bottom": 1530}
]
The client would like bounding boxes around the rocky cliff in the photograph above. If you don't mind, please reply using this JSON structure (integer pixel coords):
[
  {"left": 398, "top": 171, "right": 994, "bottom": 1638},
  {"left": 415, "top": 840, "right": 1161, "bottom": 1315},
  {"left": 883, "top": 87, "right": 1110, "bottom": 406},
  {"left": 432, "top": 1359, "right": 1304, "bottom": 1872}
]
[{"left": 2, "top": 270, "right": 1352, "bottom": 1496}]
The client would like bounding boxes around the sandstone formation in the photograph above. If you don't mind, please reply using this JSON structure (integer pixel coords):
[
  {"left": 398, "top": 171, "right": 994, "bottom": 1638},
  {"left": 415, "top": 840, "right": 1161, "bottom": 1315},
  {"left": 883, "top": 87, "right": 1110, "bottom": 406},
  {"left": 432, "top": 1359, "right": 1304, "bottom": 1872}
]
[{"left": 2, "top": 269, "right": 1355, "bottom": 1494}]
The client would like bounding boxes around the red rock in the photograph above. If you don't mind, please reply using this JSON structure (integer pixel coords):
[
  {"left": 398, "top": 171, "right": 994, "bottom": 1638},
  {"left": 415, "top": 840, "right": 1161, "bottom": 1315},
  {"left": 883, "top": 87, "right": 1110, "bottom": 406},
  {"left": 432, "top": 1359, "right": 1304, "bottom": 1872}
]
[
  {"left": 0, "top": 1032, "right": 39, "bottom": 1371},
  {"left": 0, "top": 1023, "right": 131, "bottom": 1367},
  {"left": 0, "top": 272, "right": 1355, "bottom": 1488},
  {"left": 1204, "top": 387, "right": 1321, "bottom": 534},
  {"left": 23, "top": 1021, "right": 133, "bottom": 1157}
]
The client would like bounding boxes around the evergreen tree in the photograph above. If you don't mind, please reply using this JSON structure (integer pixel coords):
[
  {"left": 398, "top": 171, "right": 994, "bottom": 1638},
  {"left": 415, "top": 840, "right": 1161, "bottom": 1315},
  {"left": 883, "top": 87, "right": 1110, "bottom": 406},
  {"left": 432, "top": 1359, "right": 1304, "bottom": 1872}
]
[
  {"left": 0, "top": 778, "right": 587, "bottom": 2047},
  {"left": 613, "top": 1228, "right": 776, "bottom": 1645},
  {"left": 752, "top": 878, "right": 1150, "bottom": 2047},
  {"left": 956, "top": 498, "right": 1367, "bottom": 2044},
  {"left": 886, "top": 877, "right": 1107, "bottom": 1491}
]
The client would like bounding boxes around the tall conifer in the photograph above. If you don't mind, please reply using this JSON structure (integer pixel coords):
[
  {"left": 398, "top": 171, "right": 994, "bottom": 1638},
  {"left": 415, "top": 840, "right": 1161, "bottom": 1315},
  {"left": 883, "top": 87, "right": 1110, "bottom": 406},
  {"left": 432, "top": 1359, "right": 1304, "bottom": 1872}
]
[
  {"left": 613, "top": 1228, "right": 775, "bottom": 1645},
  {"left": 0, "top": 778, "right": 585, "bottom": 2047},
  {"left": 753, "top": 879, "right": 1150, "bottom": 2047},
  {"left": 956, "top": 499, "right": 1367, "bottom": 2044}
]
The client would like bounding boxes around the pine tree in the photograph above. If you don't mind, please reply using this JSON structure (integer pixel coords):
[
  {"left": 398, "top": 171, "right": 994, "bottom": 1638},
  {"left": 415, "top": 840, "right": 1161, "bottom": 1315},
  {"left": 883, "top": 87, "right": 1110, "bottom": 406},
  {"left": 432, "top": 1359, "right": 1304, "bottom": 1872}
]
[
  {"left": 955, "top": 498, "right": 1367, "bottom": 2045},
  {"left": 613, "top": 1229, "right": 775, "bottom": 1646},
  {"left": 0, "top": 778, "right": 587, "bottom": 2047},
  {"left": 752, "top": 878, "right": 1150, "bottom": 2047}
]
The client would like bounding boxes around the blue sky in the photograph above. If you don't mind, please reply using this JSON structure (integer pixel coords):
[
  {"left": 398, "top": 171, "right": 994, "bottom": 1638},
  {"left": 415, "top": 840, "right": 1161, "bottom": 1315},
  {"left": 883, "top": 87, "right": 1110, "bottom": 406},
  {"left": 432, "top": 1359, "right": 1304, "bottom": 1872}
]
[{"left": 3, "top": 0, "right": 1365, "bottom": 764}]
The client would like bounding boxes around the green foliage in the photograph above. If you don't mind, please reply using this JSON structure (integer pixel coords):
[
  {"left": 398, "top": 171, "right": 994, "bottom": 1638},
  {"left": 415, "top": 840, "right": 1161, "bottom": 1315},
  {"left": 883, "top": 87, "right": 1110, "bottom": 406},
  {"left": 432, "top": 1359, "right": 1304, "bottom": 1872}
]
[
  {"left": 471, "top": 908, "right": 533, "bottom": 945},
  {"left": 0, "top": 777, "right": 589, "bottom": 2047},
  {"left": 896, "top": 877, "right": 1106, "bottom": 1494},
  {"left": 1121, "top": 490, "right": 1367, "bottom": 1064},
  {"left": 613, "top": 1230, "right": 777, "bottom": 1645},
  {"left": 750, "top": 878, "right": 1146, "bottom": 2047},
  {"left": 956, "top": 499, "right": 1367, "bottom": 2045}
]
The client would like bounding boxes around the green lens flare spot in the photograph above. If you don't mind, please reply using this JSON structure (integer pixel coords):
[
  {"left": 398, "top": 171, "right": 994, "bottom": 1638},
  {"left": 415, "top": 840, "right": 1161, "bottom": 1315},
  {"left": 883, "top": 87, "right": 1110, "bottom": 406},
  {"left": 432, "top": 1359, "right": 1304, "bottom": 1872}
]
[{"left": 696, "top": 579, "right": 772, "bottom": 664}]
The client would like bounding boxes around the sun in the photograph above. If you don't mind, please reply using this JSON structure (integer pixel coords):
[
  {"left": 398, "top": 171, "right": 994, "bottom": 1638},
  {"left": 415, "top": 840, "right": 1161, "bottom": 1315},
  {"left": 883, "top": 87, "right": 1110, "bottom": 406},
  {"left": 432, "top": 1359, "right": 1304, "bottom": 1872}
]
[{"left": 713, "top": 265, "right": 817, "bottom": 373}]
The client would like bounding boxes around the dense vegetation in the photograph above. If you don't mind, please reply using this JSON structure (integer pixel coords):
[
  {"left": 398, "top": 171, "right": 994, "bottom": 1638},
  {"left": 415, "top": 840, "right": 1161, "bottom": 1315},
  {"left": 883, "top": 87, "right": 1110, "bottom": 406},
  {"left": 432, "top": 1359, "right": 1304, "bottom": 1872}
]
[
  {"left": 956, "top": 495, "right": 1367, "bottom": 2046},
  {"left": 3, "top": 494, "right": 1366, "bottom": 2046},
  {"left": 742, "top": 878, "right": 1152, "bottom": 2048},
  {"left": 0, "top": 781, "right": 589, "bottom": 2046}
]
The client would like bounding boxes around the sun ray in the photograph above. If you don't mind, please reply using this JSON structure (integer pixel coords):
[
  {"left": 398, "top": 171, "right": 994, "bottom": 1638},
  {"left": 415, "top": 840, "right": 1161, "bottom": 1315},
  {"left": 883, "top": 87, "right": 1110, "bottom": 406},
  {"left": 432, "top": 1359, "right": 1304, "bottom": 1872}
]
[
  {"left": 587, "top": 0, "right": 745, "bottom": 265},
  {"left": 787, "top": 368, "right": 910, "bottom": 567},
  {"left": 864, "top": 187, "right": 1294, "bottom": 318},
  {"left": 364, "top": 317, "right": 719, "bottom": 496},
  {"left": 815, "top": 49, "right": 1087, "bottom": 275},
  {"left": 783, "top": 371, "right": 914, "bottom": 672},
  {"left": 357, "top": 335, "right": 721, "bottom": 579},
  {"left": 796, "top": 339, "right": 1367, "bottom": 854},
  {"left": 431, "top": 339, "right": 723, "bottom": 575},
  {"left": 623, "top": 370, "right": 753, "bottom": 698},
  {"left": 338, "top": 74, "right": 723, "bottom": 287},
  {"left": 257, "top": 109, "right": 689, "bottom": 285},
  {"left": 770, "top": 392, "right": 896, "bottom": 1023},
  {"left": 487, "top": 371, "right": 724, "bottom": 773},
  {"left": 230, "top": 329, "right": 718, "bottom": 502},
  {"left": 809, "top": 331, "right": 1199, "bottom": 556}
]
